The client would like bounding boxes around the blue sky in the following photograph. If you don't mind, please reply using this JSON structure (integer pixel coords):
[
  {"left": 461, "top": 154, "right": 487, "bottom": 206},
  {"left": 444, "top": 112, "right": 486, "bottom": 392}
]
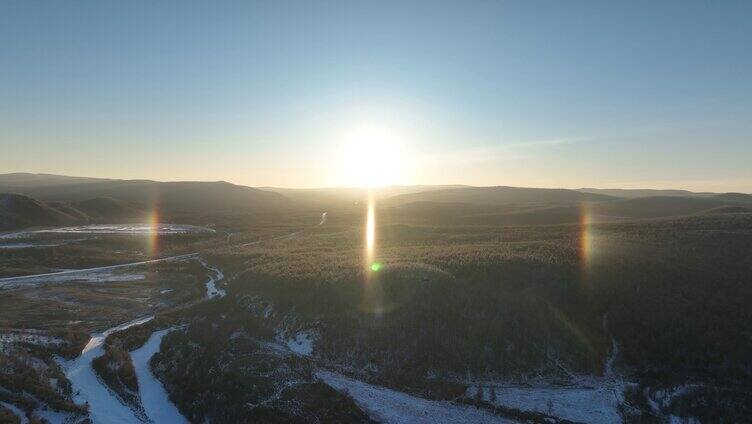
[{"left": 1, "top": 0, "right": 751, "bottom": 191}]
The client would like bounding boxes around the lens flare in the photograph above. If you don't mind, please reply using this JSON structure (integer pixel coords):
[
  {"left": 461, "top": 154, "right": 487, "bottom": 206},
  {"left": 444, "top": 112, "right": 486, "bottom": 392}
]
[
  {"left": 579, "top": 202, "right": 593, "bottom": 272},
  {"left": 366, "top": 193, "right": 376, "bottom": 267},
  {"left": 146, "top": 191, "right": 162, "bottom": 257},
  {"left": 362, "top": 191, "right": 383, "bottom": 316},
  {"left": 147, "top": 209, "right": 160, "bottom": 257}
]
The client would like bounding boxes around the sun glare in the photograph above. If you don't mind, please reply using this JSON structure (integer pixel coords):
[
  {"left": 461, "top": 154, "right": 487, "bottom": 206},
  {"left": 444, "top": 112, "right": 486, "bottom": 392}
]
[{"left": 341, "top": 122, "right": 406, "bottom": 187}]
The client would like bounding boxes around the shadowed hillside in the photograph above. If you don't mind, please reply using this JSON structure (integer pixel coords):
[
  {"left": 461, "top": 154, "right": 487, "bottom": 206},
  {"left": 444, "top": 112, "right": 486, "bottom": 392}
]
[
  {"left": 70, "top": 198, "right": 145, "bottom": 220},
  {"left": 0, "top": 193, "right": 80, "bottom": 230}
]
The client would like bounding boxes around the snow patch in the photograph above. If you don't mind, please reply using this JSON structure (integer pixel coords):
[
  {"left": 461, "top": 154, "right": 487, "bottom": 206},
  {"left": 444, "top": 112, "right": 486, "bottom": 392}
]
[
  {"left": 0, "top": 401, "right": 28, "bottom": 424},
  {"left": 0, "top": 253, "right": 197, "bottom": 288},
  {"left": 35, "top": 224, "right": 214, "bottom": 235},
  {"left": 197, "top": 258, "right": 225, "bottom": 299},
  {"left": 317, "top": 370, "right": 513, "bottom": 424},
  {"left": 0, "top": 271, "right": 145, "bottom": 288},
  {"left": 466, "top": 383, "right": 623, "bottom": 424},
  {"left": 32, "top": 406, "right": 77, "bottom": 424},
  {"left": 0, "top": 331, "right": 65, "bottom": 349},
  {"left": 286, "top": 331, "right": 314, "bottom": 357}
]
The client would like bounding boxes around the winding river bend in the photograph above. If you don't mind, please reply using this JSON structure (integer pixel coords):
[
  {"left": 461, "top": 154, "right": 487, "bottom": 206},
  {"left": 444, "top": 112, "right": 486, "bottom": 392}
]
[
  {"left": 63, "top": 316, "right": 189, "bottom": 423},
  {"left": 63, "top": 316, "right": 156, "bottom": 424}
]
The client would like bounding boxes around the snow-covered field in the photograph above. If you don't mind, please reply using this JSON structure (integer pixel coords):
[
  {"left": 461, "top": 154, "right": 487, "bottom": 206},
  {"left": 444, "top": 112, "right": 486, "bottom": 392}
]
[
  {"left": 0, "top": 223, "right": 213, "bottom": 250},
  {"left": 466, "top": 381, "right": 623, "bottom": 424},
  {"left": 0, "top": 269, "right": 146, "bottom": 289},
  {"left": 0, "top": 253, "right": 197, "bottom": 288},
  {"left": 0, "top": 242, "right": 63, "bottom": 249},
  {"left": 317, "top": 370, "right": 513, "bottom": 424},
  {"left": 61, "top": 316, "right": 154, "bottom": 424},
  {"left": 130, "top": 328, "right": 189, "bottom": 424},
  {"left": 0, "top": 231, "right": 30, "bottom": 239},
  {"left": 0, "top": 237, "right": 89, "bottom": 249},
  {"left": 35, "top": 224, "right": 215, "bottom": 235}
]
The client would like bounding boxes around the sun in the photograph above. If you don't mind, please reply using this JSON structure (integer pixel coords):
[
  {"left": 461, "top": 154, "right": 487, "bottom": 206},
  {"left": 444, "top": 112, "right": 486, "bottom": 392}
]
[{"left": 340, "top": 122, "right": 406, "bottom": 187}]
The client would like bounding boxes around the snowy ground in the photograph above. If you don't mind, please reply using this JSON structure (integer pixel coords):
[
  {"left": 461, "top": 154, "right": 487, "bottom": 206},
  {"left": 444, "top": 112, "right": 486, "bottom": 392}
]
[
  {"left": 0, "top": 242, "right": 63, "bottom": 249},
  {"left": 0, "top": 253, "right": 197, "bottom": 288},
  {"left": 0, "top": 237, "right": 90, "bottom": 249},
  {"left": 317, "top": 370, "right": 514, "bottom": 424},
  {"left": 130, "top": 328, "right": 189, "bottom": 424},
  {"left": 0, "top": 269, "right": 146, "bottom": 289},
  {"left": 0, "top": 330, "right": 65, "bottom": 350},
  {"left": 32, "top": 406, "right": 80, "bottom": 424},
  {"left": 0, "top": 223, "right": 212, "bottom": 249},
  {"left": 61, "top": 316, "right": 154, "bottom": 424},
  {"left": 466, "top": 381, "right": 624, "bottom": 424},
  {"left": 285, "top": 331, "right": 314, "bottom": 357},
  {"left": 34, "top": 224, "right": 215, "bottom": 235},
  {"left": 0, "top": 401, "right": 29, "bottom": 424}
]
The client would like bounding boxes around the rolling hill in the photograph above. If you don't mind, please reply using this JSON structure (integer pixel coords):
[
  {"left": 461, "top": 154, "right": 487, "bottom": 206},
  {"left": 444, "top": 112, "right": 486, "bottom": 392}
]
[
  {"left": 589, "top": 196, "right": 731, "bottom": 219},
  {"left": 0, "top": 193, "right": 81, "bottom": 230},
  {"left": 262, "top": 185, "right": 468, "bottom": 208},
  {"left": 576, "top": 187, "right": 711, "bottom": 198},
  {"left": 70, "top": 197, "right": 145, "bottom": 220},
  {"left": 0, "top": 172, "right": 110, "bottom": 188},
  {"left": 384, "top": 190, "right": 752, "bottom": 226},
  {"left": 0, "top": 174, "right": 293, "bottom": 215},
  {"left": 713, "top": 192, "right": 752, "bottom": 204},
  {"left": 387, "top": 186, "right": 614, "bottom": 206}
]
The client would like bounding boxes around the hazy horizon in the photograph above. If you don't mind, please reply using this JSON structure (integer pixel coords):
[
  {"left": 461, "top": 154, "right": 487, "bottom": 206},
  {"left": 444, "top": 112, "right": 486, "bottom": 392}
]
[{"left": 3, "top": 170, "right": 752, "bottom": 194}]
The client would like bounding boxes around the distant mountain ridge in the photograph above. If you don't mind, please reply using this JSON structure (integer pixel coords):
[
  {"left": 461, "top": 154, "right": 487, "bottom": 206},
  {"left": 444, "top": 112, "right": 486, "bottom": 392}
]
[
  {"left": 576, "top": 187, "right": 712, "bottom": 198},
  {"left": 1, "top": 173, "right": 750, "bottom": 230},
  {"left": 0, "top": 173, "right": 292, "bottom": 216},
  {"left": 0, "top": 172, "right": 110, "bottom": 187},
  {"left": 262, "top": 185, "right": 468, "bottom": 207},
  {"left": 387, "top": 186, "right": 615, "bottom": 206}
]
